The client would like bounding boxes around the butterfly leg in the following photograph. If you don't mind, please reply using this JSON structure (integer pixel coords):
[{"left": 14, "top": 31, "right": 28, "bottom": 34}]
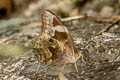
[
  {"left": 73, "top": 51, "right": 79, "bottom": 72},
  {"left": 61, "top": 62, "right": 67, "bottom": 71},
  {"left": 74, "top": 51, "right": 85, "bottom": 73},
  {"left": 74, "top": 62, "right": 78, "bottom": 73},
  {"left": 36, "top": 62, "right": 41, "bottom": 73},
  {"left": 78, "top": 51, "right": 85, "bottom": 63},
  {"left": 71, "top": 46, "right": 79, "bottom": 73}
]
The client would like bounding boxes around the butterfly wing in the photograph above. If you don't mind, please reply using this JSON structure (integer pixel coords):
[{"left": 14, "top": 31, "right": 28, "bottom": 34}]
[
  {"left": 42, "top": 10, "right": 74, "bottom": 45},
  {"left": 42, "top": 10, "right": 78, "bottom": 61}
]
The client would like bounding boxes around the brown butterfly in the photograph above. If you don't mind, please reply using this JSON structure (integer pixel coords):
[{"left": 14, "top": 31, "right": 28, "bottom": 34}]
[{"left": 33, "top": 10, "right": 84, "bottom": 72}]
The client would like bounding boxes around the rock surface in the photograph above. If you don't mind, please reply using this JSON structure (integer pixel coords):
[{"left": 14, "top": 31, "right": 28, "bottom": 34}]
[{"left": 0, "top": 17, "right": 120, "bottom": 80}]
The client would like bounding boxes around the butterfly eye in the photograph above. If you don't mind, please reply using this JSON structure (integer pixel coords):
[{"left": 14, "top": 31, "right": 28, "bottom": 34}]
[{"left": 49, "top": 38, "right": 54, "bottom": 43}]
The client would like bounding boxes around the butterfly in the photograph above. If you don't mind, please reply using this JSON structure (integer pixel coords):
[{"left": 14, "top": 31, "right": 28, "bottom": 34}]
[{"left": 33, "top": 10, "right": 84, "bottom": 72}]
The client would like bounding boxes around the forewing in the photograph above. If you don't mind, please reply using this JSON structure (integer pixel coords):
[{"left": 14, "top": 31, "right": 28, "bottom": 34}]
[{"left": 42, "top": 10, "right": 74, "bottom": 43}]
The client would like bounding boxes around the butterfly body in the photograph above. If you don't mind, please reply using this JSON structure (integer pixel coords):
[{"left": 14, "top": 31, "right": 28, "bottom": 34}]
[{"left": 33, "top": 10, "right": 83, "bottom": 66}]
